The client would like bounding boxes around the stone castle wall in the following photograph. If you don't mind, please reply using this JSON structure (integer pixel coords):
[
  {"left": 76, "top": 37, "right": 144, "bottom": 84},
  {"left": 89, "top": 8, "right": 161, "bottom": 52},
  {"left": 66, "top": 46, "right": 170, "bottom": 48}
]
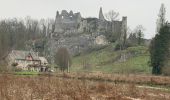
[
  {"left": 53, "top": 8, "right": 127, "bottom": 35},
  {"left": 47, "top": 8, "right": 127, "bottom": 62},
  {"left": 54, "top": 10, "right": 82, "bottom": 33}
]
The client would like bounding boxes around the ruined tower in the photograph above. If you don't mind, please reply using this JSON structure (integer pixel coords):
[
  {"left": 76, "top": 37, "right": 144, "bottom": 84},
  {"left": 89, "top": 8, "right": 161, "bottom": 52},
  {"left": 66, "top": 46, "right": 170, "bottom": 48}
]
[
  {"left": 99, "top": 7, "right": 105, "bottom": 21},
  {"left": 54, "top": 10, "right": 82, "bottom": 33}
]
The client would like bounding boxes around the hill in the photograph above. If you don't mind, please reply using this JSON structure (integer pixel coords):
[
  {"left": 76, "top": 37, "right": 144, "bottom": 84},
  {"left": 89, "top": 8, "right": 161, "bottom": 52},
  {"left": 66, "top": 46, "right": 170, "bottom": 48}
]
[{"left": 71, "top": 44, "right": 151, "bottom": 74}]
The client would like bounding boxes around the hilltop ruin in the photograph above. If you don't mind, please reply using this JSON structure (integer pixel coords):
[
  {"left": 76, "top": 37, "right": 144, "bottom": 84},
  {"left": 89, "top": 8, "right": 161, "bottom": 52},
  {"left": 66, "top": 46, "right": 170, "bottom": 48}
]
[{"left": 46, "top": 7, "right": 127, "bottom": 62}]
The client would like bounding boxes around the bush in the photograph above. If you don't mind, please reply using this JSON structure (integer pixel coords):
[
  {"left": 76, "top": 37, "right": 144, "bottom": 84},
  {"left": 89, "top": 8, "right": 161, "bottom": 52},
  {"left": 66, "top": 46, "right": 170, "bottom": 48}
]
[
  {"left": 11, "top": 63, "right": 18, "bottom": 67},
  {"left": 114, "top": 42, "right": 132, "bottom": 51}
]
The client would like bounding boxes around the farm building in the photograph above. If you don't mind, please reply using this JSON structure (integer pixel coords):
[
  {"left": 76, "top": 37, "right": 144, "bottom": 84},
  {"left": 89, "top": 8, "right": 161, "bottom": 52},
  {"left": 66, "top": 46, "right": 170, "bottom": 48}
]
[{"left": 7, "top": 50, "right": 49, "bottom": 72}]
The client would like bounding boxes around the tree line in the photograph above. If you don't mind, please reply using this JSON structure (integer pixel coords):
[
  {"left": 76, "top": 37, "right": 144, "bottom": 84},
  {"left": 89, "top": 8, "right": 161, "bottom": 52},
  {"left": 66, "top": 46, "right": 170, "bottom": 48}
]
[{"left": 0, "top": 17, "right": 54, "bottom": 61}]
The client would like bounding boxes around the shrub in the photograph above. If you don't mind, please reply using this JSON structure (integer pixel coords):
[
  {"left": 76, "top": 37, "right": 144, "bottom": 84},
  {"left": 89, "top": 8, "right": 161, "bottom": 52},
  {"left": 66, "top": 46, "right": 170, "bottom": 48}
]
[
  {"left": 114, "top": 42, "right": 132, "bottom": 51},
  {"left": 11, "top": 63, "right": 18, "bottom": 67}
]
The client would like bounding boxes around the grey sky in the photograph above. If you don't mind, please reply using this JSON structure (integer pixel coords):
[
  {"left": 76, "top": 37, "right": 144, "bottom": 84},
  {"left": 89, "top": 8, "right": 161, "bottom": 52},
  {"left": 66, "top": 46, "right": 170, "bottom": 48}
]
[{"left": 0, "top": 0, "right": 170, "bottom": 39}]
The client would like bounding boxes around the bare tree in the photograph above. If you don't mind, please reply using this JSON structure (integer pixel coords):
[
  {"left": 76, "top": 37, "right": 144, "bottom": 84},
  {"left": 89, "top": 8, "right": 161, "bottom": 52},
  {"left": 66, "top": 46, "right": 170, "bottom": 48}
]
[
  {"left": 105, "top": 10, "right": 119, "bottom": 21},
  {"left": 25, "top": 16, "right": 40, "bottom": 40},
  {"left": 54, "top": 47, "right": 72, "bottom": 72},
  {"left": 134, "top": 25, "right": 145, "bottom": 34},
  {"left": 134, "top": 25, "right": 145, "bottom": 45},
  {"left": 39, "top": 18, "right": 55, "bottom": 37}
]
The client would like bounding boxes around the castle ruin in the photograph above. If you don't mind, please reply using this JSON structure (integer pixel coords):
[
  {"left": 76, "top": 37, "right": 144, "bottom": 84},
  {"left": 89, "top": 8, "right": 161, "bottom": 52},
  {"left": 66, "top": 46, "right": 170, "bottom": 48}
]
[
  {"left": 53, "top": 7, "right": 127, "bottom": 36},
  {"left": 47, "top": 7, "right": 127, "bottom": 62}
]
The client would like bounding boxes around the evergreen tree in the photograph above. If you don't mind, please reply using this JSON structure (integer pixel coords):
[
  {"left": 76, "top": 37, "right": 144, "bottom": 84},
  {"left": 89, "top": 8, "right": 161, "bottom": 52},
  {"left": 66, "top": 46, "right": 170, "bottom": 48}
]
[
  {"left": 156, "top": 3, "right": 166, "bottom": 34},
  {"left": 136, "top": 30, "right": 144, "bottom": 45},
  {"left": 150, "top": 3, "right": 169, "bottom": 75},
  {"left": 150, "top": 23, "right": 170, "bottom": 75}
]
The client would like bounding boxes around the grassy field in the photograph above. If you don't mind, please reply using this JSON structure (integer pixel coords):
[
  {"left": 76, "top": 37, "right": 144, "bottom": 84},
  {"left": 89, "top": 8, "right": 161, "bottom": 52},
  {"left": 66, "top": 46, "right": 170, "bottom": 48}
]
[
  {"left": 71, "top": 44, "right": 151, "bottom": 74},
  {"left": 0, "top": 73, "right": 170, "bottom": 100}
]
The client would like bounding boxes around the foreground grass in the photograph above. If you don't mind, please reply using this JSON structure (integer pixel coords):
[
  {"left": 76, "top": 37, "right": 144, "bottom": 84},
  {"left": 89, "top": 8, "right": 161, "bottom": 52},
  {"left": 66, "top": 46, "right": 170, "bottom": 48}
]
[
  {"left": 71, "top": 45, "right": 151, "bottom": 74},
  {"left": 0, "top": 74, "right": 170, "bottom": 100}
]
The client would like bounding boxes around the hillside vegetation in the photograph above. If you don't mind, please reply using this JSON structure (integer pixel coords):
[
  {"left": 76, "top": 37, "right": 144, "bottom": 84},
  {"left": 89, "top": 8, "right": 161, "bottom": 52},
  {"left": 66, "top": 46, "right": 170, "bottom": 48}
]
[{"left": 71, "top": 44, "right": 151, "bottom": 74}]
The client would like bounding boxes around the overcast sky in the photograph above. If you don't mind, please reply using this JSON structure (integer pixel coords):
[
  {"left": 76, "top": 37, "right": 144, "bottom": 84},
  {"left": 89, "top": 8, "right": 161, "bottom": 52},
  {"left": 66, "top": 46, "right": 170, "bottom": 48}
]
[{"left": 0, "top": 0, "right": 170, "bottom": 39}]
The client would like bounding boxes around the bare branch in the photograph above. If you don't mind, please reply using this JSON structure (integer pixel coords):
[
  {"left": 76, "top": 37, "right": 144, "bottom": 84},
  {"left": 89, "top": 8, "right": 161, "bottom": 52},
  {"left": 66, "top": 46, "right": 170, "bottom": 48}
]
[{"left": 105, "top": 10, "right": 119, "bottom": 21}]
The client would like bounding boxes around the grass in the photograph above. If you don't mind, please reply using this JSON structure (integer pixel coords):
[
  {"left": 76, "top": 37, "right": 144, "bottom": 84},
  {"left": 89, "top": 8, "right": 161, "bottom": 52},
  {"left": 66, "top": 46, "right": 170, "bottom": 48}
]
[
  {"left": 71, "top": 44, "right": 151, "bottom": 74},
  {"left": 0, "top": 74, "right": 170, "bottom": 100},
  {"left": 14, "top": 71, "right": 39, "bottom": 75},
  {"left": 99, "top": 55, "right": 151, "bottom": 74}
]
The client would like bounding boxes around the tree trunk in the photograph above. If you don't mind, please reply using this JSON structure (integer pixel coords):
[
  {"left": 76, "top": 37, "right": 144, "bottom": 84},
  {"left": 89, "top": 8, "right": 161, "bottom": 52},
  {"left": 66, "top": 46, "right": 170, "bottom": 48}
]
[{"left": 67, "top": 61, "right": 70, "bottom": 73}]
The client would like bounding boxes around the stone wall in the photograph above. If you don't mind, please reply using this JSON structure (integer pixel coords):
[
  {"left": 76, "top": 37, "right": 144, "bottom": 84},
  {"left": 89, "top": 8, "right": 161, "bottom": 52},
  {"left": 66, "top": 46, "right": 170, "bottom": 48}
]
[
  {"left": 47, "top": 8, "right": 127, "bottom": 63},
  {"left": 54, "top": 10, "right": 81, "bottom": 33}
]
